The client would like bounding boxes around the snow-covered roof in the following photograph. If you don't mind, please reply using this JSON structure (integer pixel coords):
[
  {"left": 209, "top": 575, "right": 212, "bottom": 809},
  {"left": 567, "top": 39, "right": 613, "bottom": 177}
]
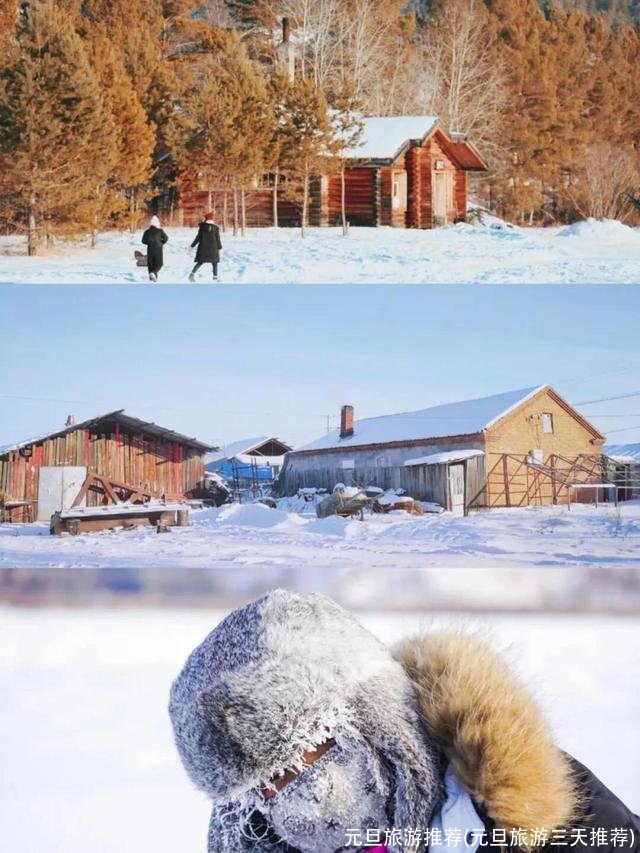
[
  {"left": 404, "top": 449, "right": 484, "bottom": 467},
  {"left": 344, "top": 116, "right": 438, "bottom": 161},
  {"left": 0, "top": 411, "right": 214, "bottom": 456},
  {"left": 205, "top": 436, "right": 291, "bottom": 465},
  {"left": 296, "top": 387, "right": 546, "bottom": 452},
  {"left": 605, "top": 443, "right": 640, "bottom": 463}
]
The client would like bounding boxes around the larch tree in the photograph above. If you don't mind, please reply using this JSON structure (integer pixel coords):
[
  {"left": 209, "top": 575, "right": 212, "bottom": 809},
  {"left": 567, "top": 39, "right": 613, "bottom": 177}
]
[
  {"left": 0, "top": 0, "right": 118, "bottom": 254},
  {"left": 176, "top": 32, "right": 273, "bottom": 235},
  {"left": 329, "top": 79, "right": 364, "bottom": 235},
  {"left": 278, "top": 76, "right": 335, "bottom": 237},
  {"left": 89, "top": 30, "right": 156, "bottom": 240}
]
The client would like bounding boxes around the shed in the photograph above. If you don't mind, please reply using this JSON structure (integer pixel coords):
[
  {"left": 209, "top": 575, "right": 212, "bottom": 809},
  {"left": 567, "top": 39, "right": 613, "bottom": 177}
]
[
  {"left": 0, "top": 411, "right": 214, "bottom": 523},
  {"left": 205, "top": 436, "right": 292, "bottom": 498},
  {"left": 604, "top": 443, "right": 640, "bottom": 501},
  {"left": 275, "top": 386, "right": 606, "bottom": 514}
]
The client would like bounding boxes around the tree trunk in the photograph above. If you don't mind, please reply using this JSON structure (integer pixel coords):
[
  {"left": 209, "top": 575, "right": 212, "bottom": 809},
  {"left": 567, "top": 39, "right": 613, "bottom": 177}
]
[
  {"left": 301, "top": 172, "right": 308, "bottom": 239},
  {"left": 341, "top": 164, "right": 348, "bottom": 236},
  {"left": 241, "top": 188, "right": 247, "bottom": 236},
  {"left": 207, "top": 188, "right": 212, "bottom": 211},
  {"left": 273, "top": 171, "right": 279, "bottom": 228},
  {"left": 91, "top": 207, "right": 98, "bottom": 249},
  {"left": 222, "top": 191, "right": 228, "bottom": 233},
  {"left": 233, "top": 189, "right": 239, "bottom": 236},
  {"left": 27, "top": 198, "right": 37, "bottom": 257}
]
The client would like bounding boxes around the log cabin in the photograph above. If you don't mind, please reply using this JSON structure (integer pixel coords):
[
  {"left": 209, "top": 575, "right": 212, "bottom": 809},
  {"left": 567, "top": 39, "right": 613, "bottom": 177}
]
[
  {"left": 175, "top": 115, "right": 487, "bottom": 230},
  {"left": 275, "top": 386, "right": 608, "bottom": 514},
  {"left": 0, "top": 411, "right": 214, "bottom": 523}
]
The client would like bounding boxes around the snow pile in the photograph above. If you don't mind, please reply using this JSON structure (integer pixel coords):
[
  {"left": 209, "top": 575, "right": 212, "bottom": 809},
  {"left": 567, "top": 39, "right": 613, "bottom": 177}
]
[
  {"left": 376, "top": 493, "right": 413, "bottom": 506},
  {"left": 2, "top": 501, "right": 639, "bottom": 569},
  {"left": 3, "top": 220, "right": 640, "bottom": 283},
  {"left": 556, "top": 218, "right": 640, "bottom": 244}
]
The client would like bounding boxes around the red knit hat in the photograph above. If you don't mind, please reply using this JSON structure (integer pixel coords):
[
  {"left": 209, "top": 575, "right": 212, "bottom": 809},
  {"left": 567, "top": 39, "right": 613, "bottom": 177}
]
[{"left": 205, "top": 211, "right": 214, "bottom": 220}]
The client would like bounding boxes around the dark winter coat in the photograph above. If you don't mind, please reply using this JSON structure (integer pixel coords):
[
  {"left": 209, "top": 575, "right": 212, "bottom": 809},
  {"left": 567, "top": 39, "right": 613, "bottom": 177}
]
[
  {"left": 395, "top": 633, "right": 640, "bottom": 853},
  {"left": 142, "top": 225, "right": 168, "bottom": 274},
  {"left": 191, "top": 221, "right": 222, "bottom": 264}
]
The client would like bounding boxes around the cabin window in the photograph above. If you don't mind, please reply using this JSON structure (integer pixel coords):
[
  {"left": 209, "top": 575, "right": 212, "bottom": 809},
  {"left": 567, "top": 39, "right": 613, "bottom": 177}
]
[
  {"left": 529, "top": 448, "right": 544, "bottom": 464},
  {"left": 342, "top": 459, "right": 355, "bottom": 470},
  {"left": 542, "top": 413, "right": 554, "bottom": 434}
]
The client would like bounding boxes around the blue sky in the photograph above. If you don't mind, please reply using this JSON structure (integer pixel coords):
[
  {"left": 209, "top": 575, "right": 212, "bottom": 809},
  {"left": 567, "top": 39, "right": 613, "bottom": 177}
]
[{"left": 1, "top": 284, "right": 639, "bottom": 449}]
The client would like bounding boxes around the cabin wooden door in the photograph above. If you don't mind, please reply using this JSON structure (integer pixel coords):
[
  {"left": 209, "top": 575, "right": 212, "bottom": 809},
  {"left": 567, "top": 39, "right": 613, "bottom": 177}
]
[
  {"left": 432, "top": 171, "right": 451, "bottom": 225},
  {"left": 37, "top": 466, "right": 87, "bottom": 522},
  {"left": 448, "top": 464, "right": 465, "bottom": 516}
]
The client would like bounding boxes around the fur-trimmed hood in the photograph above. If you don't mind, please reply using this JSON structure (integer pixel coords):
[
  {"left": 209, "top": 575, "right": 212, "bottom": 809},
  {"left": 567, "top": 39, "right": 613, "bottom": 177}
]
[{"left": 394, "top": 631, "right": 581, "bottom": 836}]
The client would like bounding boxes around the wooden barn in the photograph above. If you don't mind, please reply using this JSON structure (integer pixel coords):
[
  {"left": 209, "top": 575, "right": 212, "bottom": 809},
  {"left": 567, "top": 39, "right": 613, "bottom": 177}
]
[
  {"left": 0, "top": 411, "right": 214, "bottom": 523},
  {"left": 176, "top": 116, "right": 487, "bottom": 230},
  {"left": 275, "top": 386, "right": 608, "bottom": 515}
]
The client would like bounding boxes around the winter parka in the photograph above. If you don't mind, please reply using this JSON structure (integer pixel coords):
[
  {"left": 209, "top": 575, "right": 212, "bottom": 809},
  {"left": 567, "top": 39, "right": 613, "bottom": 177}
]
[
  {"left": 141, "top": 225, "right": 168, "bottom": 274},
  {"left": 394, "top": 632, "right": 640, "bottom": 853},
  {"left": 191, "top": 220, "right": 222, "bottom": 264}
]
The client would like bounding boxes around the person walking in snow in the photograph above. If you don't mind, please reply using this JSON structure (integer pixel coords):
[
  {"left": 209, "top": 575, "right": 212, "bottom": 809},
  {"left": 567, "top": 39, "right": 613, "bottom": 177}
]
[
  {"left": 141, "top": 215, "right": 169, "bottom": 282},
  {"left": 169, "top": 590, "right": 640, "bottom": 853},
  {"left": 189, "top": 212, "right": 222, "bottom": 282}
]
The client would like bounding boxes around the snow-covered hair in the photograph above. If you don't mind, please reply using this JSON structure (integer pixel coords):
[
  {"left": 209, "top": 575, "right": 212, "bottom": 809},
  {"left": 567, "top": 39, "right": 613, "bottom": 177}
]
[{"left": 169, "top": 590, "right": 443, "bottom": 853}]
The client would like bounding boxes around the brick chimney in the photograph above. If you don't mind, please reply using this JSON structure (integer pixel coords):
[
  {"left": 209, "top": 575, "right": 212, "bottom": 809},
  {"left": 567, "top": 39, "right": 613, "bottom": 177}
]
[
  {"left": 340, "top": 405, "right": 354, "bottom": 439},
  {"left": 282, "top": 16, "right": 290, "bottom": 43}
]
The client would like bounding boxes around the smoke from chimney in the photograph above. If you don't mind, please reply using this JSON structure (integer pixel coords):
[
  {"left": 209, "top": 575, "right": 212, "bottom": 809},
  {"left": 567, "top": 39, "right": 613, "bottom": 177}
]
[{"left": 340, "top": 405, "right": 354, "bottom": 439}]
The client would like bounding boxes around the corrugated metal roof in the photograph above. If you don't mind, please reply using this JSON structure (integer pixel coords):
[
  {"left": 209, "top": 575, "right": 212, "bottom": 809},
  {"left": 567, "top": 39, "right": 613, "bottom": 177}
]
[{"left": 0, "top": 411, "right": 215, "bottom": 455}]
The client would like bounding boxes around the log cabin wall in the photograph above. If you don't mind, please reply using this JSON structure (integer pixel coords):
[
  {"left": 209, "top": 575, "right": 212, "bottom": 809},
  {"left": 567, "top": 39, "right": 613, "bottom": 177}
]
[
  {"left": 327, "top": 169, "right": 377, "bottom": 226},
  {"left": 405, "top": 147, "right": 422, "bottom": 228},
  {"left": 0, "top": 426, "right": 206, "bottom": 521},
  {"left": 179, "top": 188, "right": 302, "bottom": 228},
  {"left": 454, "top": 170, "right": 468, "bottom": 221}
]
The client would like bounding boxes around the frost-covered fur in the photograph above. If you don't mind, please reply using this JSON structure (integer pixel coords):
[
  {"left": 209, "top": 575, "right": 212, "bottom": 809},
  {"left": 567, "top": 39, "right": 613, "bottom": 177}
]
[
  {"left": 169, "top": 590, "right": 443, "bottom": 852},
  {"left": 394, "top": 631, "right": 581, "bottom": 836}
]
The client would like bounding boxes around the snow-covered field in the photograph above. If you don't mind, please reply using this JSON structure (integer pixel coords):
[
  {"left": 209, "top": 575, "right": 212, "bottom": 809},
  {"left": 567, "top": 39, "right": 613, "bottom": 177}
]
[
  {"left": 0, "top": 606, "right": 638, "bottom": 853},
  {"left": 1, "top": 500, "right": 639, "bottom": 570},
  {"left": 2, "top": 218, "right": 640, "bottom": 283}
]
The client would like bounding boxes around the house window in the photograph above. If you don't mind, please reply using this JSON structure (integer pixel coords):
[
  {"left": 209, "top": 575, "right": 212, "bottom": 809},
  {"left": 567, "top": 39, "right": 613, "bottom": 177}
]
[{"left": 542, "top": 413, "right": 554, "bottom": 434}]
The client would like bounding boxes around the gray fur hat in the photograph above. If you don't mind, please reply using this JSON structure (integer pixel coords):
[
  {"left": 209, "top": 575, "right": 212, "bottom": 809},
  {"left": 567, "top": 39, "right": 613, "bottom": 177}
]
[{"left": 169, "top": 590, "right": 443, "bottom": 851}]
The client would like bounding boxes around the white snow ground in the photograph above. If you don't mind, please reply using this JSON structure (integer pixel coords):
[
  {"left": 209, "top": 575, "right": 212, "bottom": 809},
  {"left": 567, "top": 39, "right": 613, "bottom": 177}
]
[
  {"left": 1, "top": 500, "right": 639, "bottom": 569},
  {"left": 0, "top": 606, "right": 638, "bottom": 853},
  {"left": 2, "top": 218, "right": 640, "bottom": 283}
]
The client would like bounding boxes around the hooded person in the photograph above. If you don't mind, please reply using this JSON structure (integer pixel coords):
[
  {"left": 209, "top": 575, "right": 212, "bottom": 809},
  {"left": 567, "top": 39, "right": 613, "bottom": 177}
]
[
  {"left": 189, "top": 212, "right": 222, "bottom": 282},
  {"left": 141, "top": 215, "right": 169, "bottom": 282},
  {"left": 168, "top": 591, "right": 639, "bottom": 853}
]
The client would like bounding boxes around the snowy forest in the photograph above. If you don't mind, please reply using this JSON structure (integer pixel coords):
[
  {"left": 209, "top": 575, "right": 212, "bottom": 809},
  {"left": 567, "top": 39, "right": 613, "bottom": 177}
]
[{"left": 0, "top": 0, "right": 639, "bottom": 254}]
